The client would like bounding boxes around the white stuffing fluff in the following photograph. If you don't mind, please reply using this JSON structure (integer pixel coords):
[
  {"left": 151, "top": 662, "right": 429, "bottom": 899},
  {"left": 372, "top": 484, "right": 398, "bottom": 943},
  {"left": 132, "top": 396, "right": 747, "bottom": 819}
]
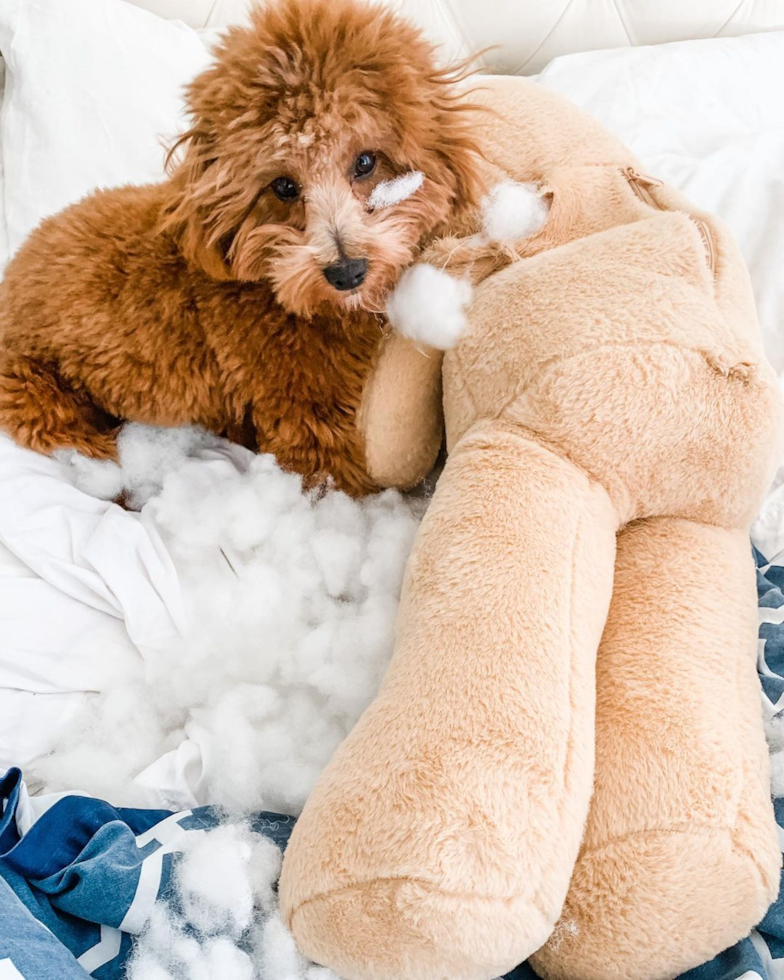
[
  {"left": 58, "top": 424, "right": 223, "bottom": 508},
  {"left": 770, "top": 750, "right": 784, "bottom": 797},
  {"left": 367, "top": 170, "right": 424, "bottom": 210},
  {"left": 53, "top": 449, "right": 125, "bottom": 501},
  {"left": 765, "top": 711, "right": 784, "bottom": 796},
  {"left": 481, "top": 180, "right": 550, "bottom": 242},
  {"left": 386, "top": 263, "right": 473, "bottom": 350},
  {"left": 42, "top": 425, "right": 425, "bottom": 976},
  {"left": 35, "top": 424, "right": 424, "bottom": 815},
  {"left": 177, "top": 826, "right": 256, "bottom": 937},
  {"left": 126, "top": 824, "right": 341, "bottom": 980},
  {"left": 545, "top": 918, "right": 580, "bottom": 953},
  {"left": 257, "top": 913, "right": 309, "bottom": 978}
]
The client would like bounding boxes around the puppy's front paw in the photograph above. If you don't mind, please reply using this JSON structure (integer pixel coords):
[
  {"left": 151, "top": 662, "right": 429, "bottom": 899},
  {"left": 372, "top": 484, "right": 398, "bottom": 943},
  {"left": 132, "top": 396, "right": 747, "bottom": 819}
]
[
  {"left": 482, "top": 181, "right": 550, "bottom": 241},
  {"left": 386, "top": 264, "right": 473, "bottom": 350}
]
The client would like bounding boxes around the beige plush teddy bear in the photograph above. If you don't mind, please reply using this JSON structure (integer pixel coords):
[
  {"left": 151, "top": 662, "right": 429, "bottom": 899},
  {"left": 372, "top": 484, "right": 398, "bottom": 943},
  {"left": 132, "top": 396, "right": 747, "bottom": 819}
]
[{"left": 279, "top": 75, "right": 784, "bottom": 980}]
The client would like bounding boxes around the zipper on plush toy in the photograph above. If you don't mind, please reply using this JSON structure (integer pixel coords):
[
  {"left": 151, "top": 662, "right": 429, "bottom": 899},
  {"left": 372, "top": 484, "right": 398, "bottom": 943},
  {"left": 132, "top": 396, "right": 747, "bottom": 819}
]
[
  {"left": 691, "top": 217, "right": 716, "bottom": 273},
  {"left": 621, "top": 167, "right": 716, "bottom": 276},
  {"left": 622, "top": 167, "right": 663, "bottom": 208}
]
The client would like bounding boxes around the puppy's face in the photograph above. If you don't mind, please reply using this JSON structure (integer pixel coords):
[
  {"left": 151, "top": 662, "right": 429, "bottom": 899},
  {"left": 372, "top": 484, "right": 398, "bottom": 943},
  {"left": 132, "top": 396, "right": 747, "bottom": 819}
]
[
  {"left": 165, "top": 0, "right": 483, "bottom": 317},
  {"left": 231, "top": 116, "right": 464, "bottom": 316}
]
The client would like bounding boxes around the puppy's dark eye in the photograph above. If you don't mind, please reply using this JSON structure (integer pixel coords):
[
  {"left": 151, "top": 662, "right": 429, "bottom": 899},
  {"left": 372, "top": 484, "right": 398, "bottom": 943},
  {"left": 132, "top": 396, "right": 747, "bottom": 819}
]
[
  {"left": 270, "top": 176, "right": 299, "bottom": 201},
  {"left": 354, "top": 152, "right": 376, "bottom": 178}
]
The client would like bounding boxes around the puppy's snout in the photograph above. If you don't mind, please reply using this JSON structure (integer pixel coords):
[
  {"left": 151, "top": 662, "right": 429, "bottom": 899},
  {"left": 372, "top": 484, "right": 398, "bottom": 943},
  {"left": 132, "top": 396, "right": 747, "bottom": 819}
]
[{"left": 323, "top": 257, "right": 368, "bottom": 291}]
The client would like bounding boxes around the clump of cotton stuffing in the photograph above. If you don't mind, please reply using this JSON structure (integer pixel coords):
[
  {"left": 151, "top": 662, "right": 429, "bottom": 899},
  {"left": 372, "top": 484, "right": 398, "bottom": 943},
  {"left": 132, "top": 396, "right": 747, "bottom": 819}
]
[
  {"left": 368, "top": 170, "right": 424, "bottom": 209},
  {"left": 53, "top": 448, "right": 124, "bottom": 500},
  {"left": 32, "top": 423, "right": 425, "bottom": 816},
  {"left": 35, "top": 424, "right": 424, "bottom": 975},
  {"left": 256, "top": 913, "right": 309, "bottom": 978},
  {"left": 770, "top": 751, "right": 784, "bottom": 797},
  {"left": 116, "top": 424, "right": 226, "bottom": 509},
  {"left": 482, "top": 180, "right": 550, "bottom": 241},
  {"left": 55, "top": 423, "right": 230, "bottom": 508},
  {"left": 177, "top": 825, "right": 256, "bottom": 937},
  {"left": 386, "top": 263, "right": 473, "bottom": 350},
  {"left": 127, "top": 902, "right": 257, "bottom": 980},
  {"left": 765, "top": 711, "right": 784, "bottom": 796},
  {"left": 126, "top": 825, "right": 342, "bottom": 980}
]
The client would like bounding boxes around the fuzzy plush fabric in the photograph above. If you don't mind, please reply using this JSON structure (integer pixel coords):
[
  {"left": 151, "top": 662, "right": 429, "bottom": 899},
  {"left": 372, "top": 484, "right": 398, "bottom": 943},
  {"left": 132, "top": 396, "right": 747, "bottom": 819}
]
[
  {"left": 280, "top": 75, "right": 784, "bottom": 980},
  {"left": 532, "top": 519, "right": 781, "bottom": 980},
  {"left": 355, "top": 330, "right": 444, "bottom": 490},
  {"left": 0, "top": 0, "right": 483, "bottom": 497},
  {"left": 282, "top": 422, "right": 617, "bottom": 980}
]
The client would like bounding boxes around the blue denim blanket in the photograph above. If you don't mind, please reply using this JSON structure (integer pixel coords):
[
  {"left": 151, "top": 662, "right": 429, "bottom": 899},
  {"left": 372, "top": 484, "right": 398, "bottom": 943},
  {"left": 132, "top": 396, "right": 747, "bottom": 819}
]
[{"left": 2, "top": 545, "right": 783, "bottom": 980}]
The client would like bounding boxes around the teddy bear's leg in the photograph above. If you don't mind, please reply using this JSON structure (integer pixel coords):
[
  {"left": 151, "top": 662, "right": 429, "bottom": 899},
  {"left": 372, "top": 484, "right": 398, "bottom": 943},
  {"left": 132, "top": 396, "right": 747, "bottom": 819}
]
[
  {"left": 531, "top": 517, "right": 781, "bottom": 980},
  {"left": 280, "top": 419, "right": 618, "bottom": 980}
]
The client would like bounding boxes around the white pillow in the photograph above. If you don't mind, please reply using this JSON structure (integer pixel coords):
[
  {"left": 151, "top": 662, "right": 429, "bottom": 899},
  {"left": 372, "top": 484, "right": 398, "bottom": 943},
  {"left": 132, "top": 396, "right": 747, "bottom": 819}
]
[
  {"left": 0, "top": 53, "right": 7, "bottom": 270},
  {"left": 0, "top": 0, "right": 212, "bottom": 270}
]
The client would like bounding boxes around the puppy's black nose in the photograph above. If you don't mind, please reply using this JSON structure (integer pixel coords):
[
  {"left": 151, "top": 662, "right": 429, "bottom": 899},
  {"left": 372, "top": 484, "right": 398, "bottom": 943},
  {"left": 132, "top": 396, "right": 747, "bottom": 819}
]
[{"left": 323, "top": 257, "right": 368, "bottom": 291}]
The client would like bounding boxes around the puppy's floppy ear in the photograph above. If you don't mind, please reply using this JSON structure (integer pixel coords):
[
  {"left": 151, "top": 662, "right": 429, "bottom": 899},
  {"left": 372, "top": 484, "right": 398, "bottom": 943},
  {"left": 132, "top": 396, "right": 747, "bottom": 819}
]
[
  {"left": 425, "top": 59, "right": 489, "bottom": 221},
  {"left": 159, "top": 130, "right": 239, "bottom": 280},
  {"left": 383, "top": 39, "right": 488, "bottom": 228}
]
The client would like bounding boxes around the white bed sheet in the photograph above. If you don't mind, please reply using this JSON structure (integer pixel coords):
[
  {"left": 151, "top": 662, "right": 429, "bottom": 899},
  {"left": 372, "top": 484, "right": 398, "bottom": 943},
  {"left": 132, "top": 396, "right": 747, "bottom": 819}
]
[
  {"left": 0, "top": 437, "right": 185, "bottom": 794},
  {"left": 3, "top": 27, "right": 784, "bottom": 803}
]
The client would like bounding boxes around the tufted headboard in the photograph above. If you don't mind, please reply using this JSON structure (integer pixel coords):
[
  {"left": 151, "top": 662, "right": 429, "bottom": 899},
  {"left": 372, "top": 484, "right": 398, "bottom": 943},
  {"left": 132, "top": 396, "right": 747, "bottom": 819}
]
[{"left": 125, "top": 0, "right": 784, "bottom": 73}]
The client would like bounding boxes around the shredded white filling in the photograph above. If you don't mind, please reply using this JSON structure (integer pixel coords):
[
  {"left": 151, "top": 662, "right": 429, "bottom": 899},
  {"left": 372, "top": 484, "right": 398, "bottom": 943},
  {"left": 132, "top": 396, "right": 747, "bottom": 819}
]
[
  {"left": 482, "top": 180, "right": 550, "bottom": 241},
  {"left": 368, "top": 170, "right": 424, "bottom": 210},
  {"left": 386, "top": 264, "right": 473, "bottom": 350}
]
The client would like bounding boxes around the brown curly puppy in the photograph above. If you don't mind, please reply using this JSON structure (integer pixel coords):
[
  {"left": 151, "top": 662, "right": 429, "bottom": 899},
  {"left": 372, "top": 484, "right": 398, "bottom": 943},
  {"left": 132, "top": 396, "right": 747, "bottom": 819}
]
[{"left": 0, "top": 0, "right": 482, "bottom": 495}]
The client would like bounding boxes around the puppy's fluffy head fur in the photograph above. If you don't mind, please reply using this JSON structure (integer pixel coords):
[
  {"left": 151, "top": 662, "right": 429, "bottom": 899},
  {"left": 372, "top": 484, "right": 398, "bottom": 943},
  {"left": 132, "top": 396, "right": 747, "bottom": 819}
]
[{"left": 162, "top": 0, "right": 484, "bottom": 316}]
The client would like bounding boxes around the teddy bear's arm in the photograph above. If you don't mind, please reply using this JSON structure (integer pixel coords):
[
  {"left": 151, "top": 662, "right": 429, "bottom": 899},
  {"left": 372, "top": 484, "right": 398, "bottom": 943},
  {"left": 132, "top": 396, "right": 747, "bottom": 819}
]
[
  {"left": 356, "top": 327, "right": 444, "bottom": 489},
  {"left": 357, "top": 182, "right": 553, "bottom": 491}
]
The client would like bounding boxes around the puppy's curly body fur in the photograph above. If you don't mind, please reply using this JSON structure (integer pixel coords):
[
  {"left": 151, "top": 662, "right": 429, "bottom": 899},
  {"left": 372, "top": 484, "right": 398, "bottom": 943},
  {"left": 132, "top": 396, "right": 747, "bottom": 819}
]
[
  {"left": 0, "top": 0, "right": 482, "bottom": 495},
  {"left": 1, "top": 181, "right": 383, "bottom": 493}
]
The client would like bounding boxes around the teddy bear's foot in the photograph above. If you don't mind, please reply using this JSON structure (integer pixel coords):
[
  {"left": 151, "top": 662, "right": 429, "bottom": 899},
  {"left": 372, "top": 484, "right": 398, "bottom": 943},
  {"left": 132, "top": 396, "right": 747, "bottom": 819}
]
[
  {"left": 531, "top": 824, "right": 777, "bottom": 980},
  {"left": 279, "top": 421, "right": 619, "bottom": 980},
  {"left": 531, "top": 518, "right": 781, "bottom": 980},
  {"left": 290, "top": 879, "right": 550, "bottom": 980}
]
